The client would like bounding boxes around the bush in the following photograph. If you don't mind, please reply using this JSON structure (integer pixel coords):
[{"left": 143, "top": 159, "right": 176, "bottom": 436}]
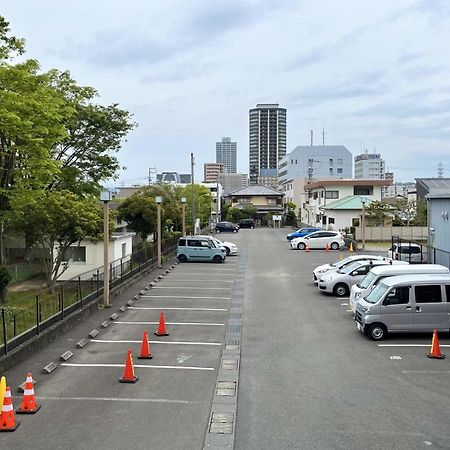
[{"left": 0, "top": 266, "right": 12, "bottom": 291}]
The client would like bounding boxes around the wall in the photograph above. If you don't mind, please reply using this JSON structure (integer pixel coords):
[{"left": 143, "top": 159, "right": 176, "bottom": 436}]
[
  {"left": 325, "top": 210, "right": 360, "bottom": 231},
  {"left": 429, "top": 198, "right": 450, "bottom": 252},
  {"left": 354, "top": 226, "right": 428, "bottom": 241}
]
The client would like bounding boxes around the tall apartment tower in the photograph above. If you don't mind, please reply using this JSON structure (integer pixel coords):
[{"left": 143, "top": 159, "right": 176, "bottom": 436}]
[
  {"left": 203, "top": 163, "right": 224, "bottom": 183},
  {"left": 354, "top": 151, "right": 385, "bottom": 179},
  {"left": 249, "top": 103, "right": 287, "bottom": 185},
  {"left": 216, "top": 137, "right": 237, "bottom": 173}
]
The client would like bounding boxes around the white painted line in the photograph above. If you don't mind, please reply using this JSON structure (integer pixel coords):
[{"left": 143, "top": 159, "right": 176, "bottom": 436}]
[
  {"left": 340, "top": 297, "right": 350, "bottom": 300},
  {"left": 128, "top": 307, "right": 227, "bottom": 311},
  {"left": 390, "top": 356, "right": 402, "bottom": 360},
  {"left": 91, "top": 339, "right": 222, "bottom": 346},
  {"left": 341, "top": 303, "right": 349, "bottom": 306},
  {"left": 28, "top": 396, "right": 200, "bottom": 404},
  {"left": 346, "top": 309, "right": 353, "bottom": 312},
  {"left": 378, "top": 344, "right": 450, "bottom": 348},
  {"left": 61, "top": 363, "right": 214, "bottom": 371},
  {"left": 402, "top": 370, "right": 450, "bottom": 374},
  {"left": 115, "top": 321, "right": 225, "bottom": 326},
  {"left": 162, "top": 279, "right": 235, "bottom": 283},
  {"left": 140, "top": 295, "right": 231, "bottom": 300},
  {"left": 152, "top": 286, "right": 231, "bottom": 290}
]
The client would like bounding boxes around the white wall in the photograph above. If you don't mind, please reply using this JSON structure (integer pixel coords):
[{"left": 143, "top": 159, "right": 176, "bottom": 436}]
[{"left": 324, "top": 210, "right": 360, "bottom": 231}]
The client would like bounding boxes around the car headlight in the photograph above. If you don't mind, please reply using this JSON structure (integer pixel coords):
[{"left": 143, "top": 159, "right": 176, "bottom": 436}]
[
  {"left": 362, "top": 306, "right": 371, "bottom": 314},
  {"left": 322, "top": 277, "right": 332, "bottom": 283},
  {"left": 317, "top": 268, "right": 328, "bottom": 273}
]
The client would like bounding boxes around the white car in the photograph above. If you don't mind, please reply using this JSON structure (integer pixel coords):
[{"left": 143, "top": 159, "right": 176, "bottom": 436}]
[
  {"left": 317, "top": 259, "right": 407, "bottom": 297},
  {"left": 291, "top": 231, "right": 345, "bottom": 250},
  {"left": 313, "top": 255, "right": 389, "bottom": 284},
  {"left": 387, "top": 243, "right": 426, "bottom": 263},
  {"left": 197, "top": 235, "right": 239, "bottom": 256}
]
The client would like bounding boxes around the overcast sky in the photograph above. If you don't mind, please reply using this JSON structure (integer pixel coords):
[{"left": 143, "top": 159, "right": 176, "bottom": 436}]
[{"left": 3, "top": 0, "right": 450, "bottom": 185}]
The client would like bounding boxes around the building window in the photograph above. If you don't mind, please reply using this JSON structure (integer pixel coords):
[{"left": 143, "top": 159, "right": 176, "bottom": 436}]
[
  {"left": 313, "top": 192, "right": 318, "bottom": 199},
  {"left": 62, "top": 246, "right": 86, "bottom": 262},
  {"left": 325, "top": 191, "right": 339, "bottom": 199},
  {"left": 267, "top": 198, "right": 277, "bottom": 205},
  {"left": 337, "top": 168, "right": 343, "bottom": 174},
  {"left": 328, "top": 217, "right": 335, "bottom": 224},
  {"left": 122, "top": 243, "right": 127, "bottom": 258},
  {"left": 337, "top": 159, "right": 343, "bottom": 164}
]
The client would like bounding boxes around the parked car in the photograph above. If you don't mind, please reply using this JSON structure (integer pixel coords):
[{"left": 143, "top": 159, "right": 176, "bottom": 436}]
[
  {"left": 239, "top": 218, "right": 255, "bottom": 229},
  {"left": 313, "top": 255, "right": 389, "bottom": 283},
  {"left": 286, "top": 227, "right": 320, "bottom": 241},
  {"left": 216, "top": 221, "right": 239, "bottom": 233},
  {"left": 290, "top": 231, "right": 345, "bottom": 250},
  {"left": 354, "top": 274, "right": 450, "bottom": 340},
  {"left": 197, "top": 235, "right": 239, "bottom": 256},
  {"left": 317, "top": 259, "right": 408, "bottom": 297},
  {"left": 387, "top": 242, "right": 426, "bottom": 263},
  {"left": 349, "top": 264, "right": 450, "bottom": 314},
  {"left": 177, "top": 236, "right": 226, "bottom": 263}
]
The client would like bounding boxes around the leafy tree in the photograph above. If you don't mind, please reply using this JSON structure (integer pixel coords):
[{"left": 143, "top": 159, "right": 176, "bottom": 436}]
[
  {"left": 241, "top": 205, "right": 257, "bottom": 219},
  {"left": 285, "top": 201, "right": 297, "bottom": 226},
  {"left": 11, "top": 190, "right": 104, "bottom": 287},
  {"left": 0, "top": 16, "right": 25, "bottom": 60},
  {"left": 179, "top": 184, "right": 212, "bottom": 228},
  {"left": 0, "top": 266, "right": 11, "bottom": 304},
  {"left": 226, "top": 207, "right": 243, "bottom": 223},
  {"left": 365, "top": 201, "right": 392, "bottom": 226},
  {"left": 413, "top": 199, "right": 427, "bottom": 226},
  {"left": 394, "top": 198, "right": 417, "bottom": 226}
]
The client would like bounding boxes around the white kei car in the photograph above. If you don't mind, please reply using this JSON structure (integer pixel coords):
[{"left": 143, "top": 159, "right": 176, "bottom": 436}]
[
  {"left": 290, "top": 231, "right": 345, "bottom": 251},
  {"left": 197, "top": 235, "right": 239, "bottom": 256}
]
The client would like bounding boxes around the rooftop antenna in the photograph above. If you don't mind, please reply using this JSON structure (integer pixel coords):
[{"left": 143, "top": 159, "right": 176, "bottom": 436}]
[
  {"left": 310, "top": 129, "right": 313, "bottom": 146},
  {"left": 438, "top": 162, "right": 444, "bottom": 178}
]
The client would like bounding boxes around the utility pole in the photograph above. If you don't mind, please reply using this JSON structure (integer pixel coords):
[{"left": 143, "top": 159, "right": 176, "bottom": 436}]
[
  {"left": 191, "top": 153, "right": 195, "bottom": 235},
  {"left": 310, "top": 130, "right": 313, "bottom": 146}
]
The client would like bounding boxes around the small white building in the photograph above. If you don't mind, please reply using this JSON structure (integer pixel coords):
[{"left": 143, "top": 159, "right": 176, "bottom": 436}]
[
  {"left": 200, "top": 182, "right": 223, "bottom": 223},
  {"left": 57, "top": 232, "right": 135, "bottom": 281}
]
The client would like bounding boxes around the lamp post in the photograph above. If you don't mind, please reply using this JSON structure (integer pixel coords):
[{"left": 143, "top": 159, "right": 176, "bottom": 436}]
[
  {"left": 156, "top": 196, "right": 163, "bottom": 268},
  {"left": 181, "top": 197, "right": 186, "bottom": 236},
  {"left": 100, "top": 190, "right": 112, "bottom": 307},
  {"left": 361, "top": 196, "right": 367, "bottom": 251}
]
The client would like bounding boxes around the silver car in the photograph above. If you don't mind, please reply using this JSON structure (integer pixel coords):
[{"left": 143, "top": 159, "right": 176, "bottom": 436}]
[{"left": 318, "top": 260, "right": 407, "bottom": 297}]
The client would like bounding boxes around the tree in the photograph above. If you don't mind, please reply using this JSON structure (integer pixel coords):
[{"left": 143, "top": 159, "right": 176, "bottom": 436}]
[
  {"left": 12, "top": 190, "right": 104, "bottom": 287},
  {"left": 413, "top": 199, "right": 427, "bottom": 226},
  {"left": 394, "top": 198, "right": 417, "bottom": 226},
  {"left": 179, "top": 184, "right": 212, "bottom": 228},
  {"left": 365, "top": 201, "right": 392, "bottom": 226},
  {"left": 226, "top": 207, "right": 243, "bottom": 223},
  {"left": 0, "top": 16, "right": 25, "bottom": 60},
  {"left": 285, "top": 201, "right": 297, "bottom": 226},
  {"left": 241, "top": 205, "right": 257, "bottom": 219}
]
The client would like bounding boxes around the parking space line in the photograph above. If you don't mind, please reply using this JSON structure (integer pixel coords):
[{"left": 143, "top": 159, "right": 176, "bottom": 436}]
[
  {"left": 160, "top": 279, "right": 235, "bottom": 283},
  {"left": 61, "top": 363, "right": 214, "bottom": 371},
  {"left": 341, "top": 303, "right": 349, "bottom": 306},
  {"left": 345, "top": 309, "right": 352, "bottom": 312},
  {"left": 140, "top": 295, "right": 231, "bottom": 300},
  {"left": 115, "top": 321, "right": 225, "bottom": 326},
  {"left": 151, "top": 286, "right": 231, "bottom": 290},
  {"left": 91, "top": 339, "right": 222, "bottom": 346},
  {"left": 26, "top": 396, "right": 201, "bottom": 404},
  {"left": 128, "top": 307, "right": 227, "bottom": 311},
  {"left": 402, "top": 370, "right": 450, "bottom": 374},
  {"left": 378, "top": 344, "right": 450, "bottom": 347}
]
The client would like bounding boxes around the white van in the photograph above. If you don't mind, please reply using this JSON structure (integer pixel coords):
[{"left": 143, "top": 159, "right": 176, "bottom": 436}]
[
  {"left": 387, "top": 243, "right": 426, "bottom": 263},
  {"left": 354, "top": 274, "right": 450, "bottom": 340},
  {"left": 349, "top": 264, "right": 449, "bottom": 313}
]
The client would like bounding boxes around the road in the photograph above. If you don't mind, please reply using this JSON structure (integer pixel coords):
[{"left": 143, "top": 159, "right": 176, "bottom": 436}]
[{"left": 2, "top": 227, "right": 450, "bottom": 449}]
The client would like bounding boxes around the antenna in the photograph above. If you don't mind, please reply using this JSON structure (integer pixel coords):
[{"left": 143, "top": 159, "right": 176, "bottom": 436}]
[
  {"left": 438, "top": 162, "right": 444, "bottom": 178},
  {"left": 322, "top": 121, "right": 325, "bottom": 146},
  {"left": 310, "top": 130, "right": 313, "bottom": 146}
]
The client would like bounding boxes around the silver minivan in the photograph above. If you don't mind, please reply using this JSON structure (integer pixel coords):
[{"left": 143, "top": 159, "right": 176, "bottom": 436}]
[
  {"left": 354, "top": 274, "right": 450, "bottom": 340},
  {"left": 349, "top": 264, "right": 450, "bottom": 313}
]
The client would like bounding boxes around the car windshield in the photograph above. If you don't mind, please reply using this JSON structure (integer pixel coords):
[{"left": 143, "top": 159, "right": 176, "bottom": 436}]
[
  {"left": 338, "top": 261, "right": 363, "bottom": 274},
  {"left": 365, "top": 282, "right": 389, "bottom": 304},
  {"left": 359, "top": 271, "right": 377, "bottom": 289},
  {"left": 331, "top": 256, "right": 353, "bottom": 268}
]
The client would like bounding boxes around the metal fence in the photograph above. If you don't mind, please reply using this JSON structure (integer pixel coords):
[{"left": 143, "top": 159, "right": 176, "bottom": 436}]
[{"left": 0, "top": 236, "right": 178, "bottom": 356}]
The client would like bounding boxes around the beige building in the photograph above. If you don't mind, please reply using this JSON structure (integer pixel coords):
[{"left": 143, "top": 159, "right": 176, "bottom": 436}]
[{"left": 204, "top": 163, "right": 224, "bottom": 183}]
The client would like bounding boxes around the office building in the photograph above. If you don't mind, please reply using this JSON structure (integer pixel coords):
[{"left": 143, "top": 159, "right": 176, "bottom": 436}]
[
  {"left": 354, "top": 151, "right": 385, "bottom": 179},
  {"left": 203, "top": 163, "right": 224, "bottom": 183},
  {"left": 216, "top": 137, "right": 237, "bottom": 173},
  {"left": 156, "top": 172, "right": 191, "bottom": 184},
  {"left": 249, "top": 103, "right": 287, "bottom": 185}
]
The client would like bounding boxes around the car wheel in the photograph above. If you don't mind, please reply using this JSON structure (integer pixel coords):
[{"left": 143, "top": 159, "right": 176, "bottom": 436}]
[
  {"left": 216, "top": 229, "right": 221, "bottom": 233},
  {"left": 224, "top": 247, "right": 230, "bottom": 256},
  {"left": 330, "top": 242, "right": 339, "bottom": 250},
  {"left": 233, "top": 229, "right": 238, "bottom": 233},
  {"left": 177, "top": 254, "right": 187, "bottom": 263},
  {"left": 251, "top": 226, "right": 254, "bottom": 229},
  {"left": 297, "top": 242, "right": 306, "bottom": 250},
  {"left": 365, "top": 323, "right": 387, "bottom": 341},
  {"left": 334, "top": 283, "right": 349, "bottom": 297},
  {"left": 213, "top": 255, "right": 223, "bottom": 263}
]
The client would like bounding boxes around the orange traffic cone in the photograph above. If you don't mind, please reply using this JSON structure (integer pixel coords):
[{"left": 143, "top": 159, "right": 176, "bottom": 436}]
[
  {"left": 349, "top": 242, "right": 354, "bottom": 252},
  {"left": 339, "top": 252, "right": 343, "bottom": 260},
  {"left": 154, "top": 311, "right": 170, "bottom": 336},
  {"left": 0, "top": 387, "right": 20, "bottom": 431},
  {"left": 304, "top": 244, "right": 310, "bottom": 253},
  {"left": 427, "top": 329, "right": 445, "bottom": 359},
  {"left": 325, "top": 243, "right": 330, "bottom": 253},
  {"left": 138, "top": 330, "right": 152, "bottom": 359},
  {"left": 119, "top": 349, "right": 139, "bottom": 383},
  {"left": 17, "top": 373, "right": 41, "bottom": 414}
]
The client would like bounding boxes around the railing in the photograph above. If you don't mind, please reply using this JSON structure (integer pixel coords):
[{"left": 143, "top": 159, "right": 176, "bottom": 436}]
[{"left": 0, "top": 236, "right": 178, "bottom": 356}]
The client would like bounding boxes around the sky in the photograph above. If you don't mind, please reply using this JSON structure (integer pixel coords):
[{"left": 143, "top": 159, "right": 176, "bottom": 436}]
[{"left": 2, "top": 0, "right": 450, "bottom": 185}]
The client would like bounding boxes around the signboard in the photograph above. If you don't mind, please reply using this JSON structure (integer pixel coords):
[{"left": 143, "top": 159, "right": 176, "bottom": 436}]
[{"left": 272, "top": 215, "right": 282, "bottom": 221}]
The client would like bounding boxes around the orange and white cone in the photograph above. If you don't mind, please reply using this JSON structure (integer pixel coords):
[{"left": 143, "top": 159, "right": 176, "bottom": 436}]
[
  {"left": 138, "top": 330, "right": 153, "bottom": 359},
  {"left": 0, "top": 387, "right": 20, "bottom": 431},
  {"left": 305, "top": 244, "right": 310, "bottom": 253},
  {"left": 17, "top": 373, "right": 41, "bottom": 414},
  {"left": 325, "top": 243, "right": 330, "bottom": 253},
  {"left": 427, "top": 329, "right": 445, "bottom": 359},
  {"left": 119, "top": 349, "right": 139, "bottom": 383},
  {"left": 154, "top": 312, "right": 170, "bottom": 336}
]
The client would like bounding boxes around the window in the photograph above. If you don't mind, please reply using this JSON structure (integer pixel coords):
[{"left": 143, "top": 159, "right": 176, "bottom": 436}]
[
  {"left": 267, "top": 198, "right": 277, "bottom": 204},
  {"left": 178, "top": 239, "right": 186, "bottom": 246},
  {"left": 337, "top": 159, "right": 343, "bottom": 164},
  {"left": 337, "top": 168, "right": 343, "bottom": 174},
  {"left": 446, "top": 285, "right": 450, "bottom": 300},
  {"left": 415, "top": 285, "right": 442, "bottom": 303},
  {"left": 313, "top": 192, "right": 318, "bottom": 199},
  {"left": 122, "top": 243, "right": 127, "bottom": 258},
  {"left": 187, "top": 239, "right": 208, "bottom": 247},
  {"left": 62, "top": 246, "right": 86, "bottom": 262},
  {"left": 328, "top": 217, "right": 335, "bottom": 224},
  {"left": 383, "top": 286, "right": 410, "bottom": 305},
  {"left": 325, "top": 191, "right": 339, "bottom": 199}
]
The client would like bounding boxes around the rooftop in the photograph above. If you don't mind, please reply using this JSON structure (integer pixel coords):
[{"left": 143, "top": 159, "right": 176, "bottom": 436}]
[
  {"left": 321, "top": 195, "right": 376, "bottom": 210},
  {"left": 306, "top": 179, "right": 389, "bottom": 189},
  {"left": 228, "top": 185, "right": 283, "bottom": 196}
]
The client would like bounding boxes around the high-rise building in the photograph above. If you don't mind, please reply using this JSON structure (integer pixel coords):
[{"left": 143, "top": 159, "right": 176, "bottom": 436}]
[
  {"left": 249, "top": 103, "right": 287, "bottom": 185},
  {"left": 216, "top": 137, "right": 237, "bottom": 173},
  {"left": 203, "top": 163, "right": 224, "bottom": 183},
  {"left": 218, "top": 173, "right": 249, "bottom": 196},
  {"left": 354, "top": 151, "right": 385, "bottom": 179}
]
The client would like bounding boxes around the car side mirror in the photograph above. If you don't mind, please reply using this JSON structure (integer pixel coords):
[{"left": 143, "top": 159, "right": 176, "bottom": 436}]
[{"left": 383, "top": 298, "right": 391, "bottom": 306}]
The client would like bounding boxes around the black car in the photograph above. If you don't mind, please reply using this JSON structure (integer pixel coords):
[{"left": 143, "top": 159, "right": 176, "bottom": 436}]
[
  {"left": 216, "top": 221, "right": 239, "bottom": 233},
  {"left": 239, "top": 218, "right": 255, "bottom": 229}
]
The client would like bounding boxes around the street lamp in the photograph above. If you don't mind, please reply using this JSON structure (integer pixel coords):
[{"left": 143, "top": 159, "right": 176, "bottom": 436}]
[
  {"left": 361, "top": 196, "right": 367, "bottom": 250},
  {"left": 156, "top": 196, "right": 163, "bottom": 268},
  {"left": 181, "top": 197, "right": 187, "bottom": 236},
  {"left": 100, "top": 190, "right": 113, "bottom": 307}
]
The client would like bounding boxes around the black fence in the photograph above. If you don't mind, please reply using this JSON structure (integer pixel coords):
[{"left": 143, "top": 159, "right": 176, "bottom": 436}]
[
  {"left": 391, "top": 236, "right": 450, "bottom": 268},
  {"left": 0, "top": 236, "right": 178, "bottom": 356}
]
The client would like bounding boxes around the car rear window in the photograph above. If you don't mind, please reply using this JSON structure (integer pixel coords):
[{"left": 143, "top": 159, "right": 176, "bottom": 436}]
[
  {"left": 415, "top": 285, "right": 442, "bottom": 303},
  {"left": 178, "top": 239, "right": 186, "bottom": 246},
  {"left": 398, "top": 246, "right": 421, "bottom": 254}
]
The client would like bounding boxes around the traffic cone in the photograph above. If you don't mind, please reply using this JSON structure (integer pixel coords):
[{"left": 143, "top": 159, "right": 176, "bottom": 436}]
[
  {"left": 325, "top": 243, "right": 330, "bottom": 253},
  {"left": 17, "top": 373, "right": 40, "bottom": 414},
  {"left": 138, "top": 330, "right": 153, "bottom": 359},
  {"left": 349, "top": 242, "right": 354, "bottom": 252},
  {"left": 427, "top": 329, "right": 445, "bottom": 359},
  {"left": 0, "top": 387, "right": 20, "bottom": 431},
  {"left": 339, "top": 252, "right": 343, "bottom": 260},
  {"left": 304, "top": 244, "right": 310, "bottom": 253},
  {"left": 154, "top": 311, "right": 170, "bottom": 336},
  {"left": 119, "top": 349, "right": 139, "bottom": 383}
]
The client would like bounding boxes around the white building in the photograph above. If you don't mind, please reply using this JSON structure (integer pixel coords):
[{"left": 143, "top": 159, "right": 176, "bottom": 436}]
[
  {"left": 354, "top": 152, "right": 385, "bottom": 179},
  {"left": 201, "top": 182, "right": 223, "bottom": 223}
]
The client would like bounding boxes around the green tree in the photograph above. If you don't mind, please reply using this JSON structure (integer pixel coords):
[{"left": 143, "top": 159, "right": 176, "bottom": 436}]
[
  {"left": 226, "top": 207, "right": 243, "bottom": 223},
  {"left": 285, "top": 201, "right": 297, "bottom": 226},
  {"left": 241, "top": 205, "right": 257, "bottom": 219},
  {"left": 179, "top": 184, "right": 212, "bottom": 229},
  {"left": 365, "top": 201, "right": 392, "bottom": 226},
  {"left": 413, "top": 199, "right": 427, "bottom": 226},
  {"left": 394, "top": 198, "right": 417, "bottom": 226}
]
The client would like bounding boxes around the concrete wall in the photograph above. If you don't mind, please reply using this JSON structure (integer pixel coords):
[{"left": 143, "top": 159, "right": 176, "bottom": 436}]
[{"left": 354, "top": 226, "right": 428, "bottom": 241}]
